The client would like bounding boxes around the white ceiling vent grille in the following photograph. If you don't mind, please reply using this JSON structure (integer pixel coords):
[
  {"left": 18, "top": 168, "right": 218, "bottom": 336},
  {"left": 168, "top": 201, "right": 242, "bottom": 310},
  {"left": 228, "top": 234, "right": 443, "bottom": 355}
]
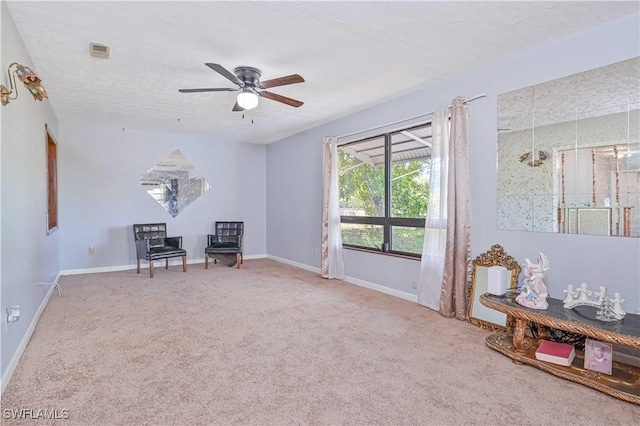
[{"left": 89, "top": 43, "right": 110, "bottom": 59}]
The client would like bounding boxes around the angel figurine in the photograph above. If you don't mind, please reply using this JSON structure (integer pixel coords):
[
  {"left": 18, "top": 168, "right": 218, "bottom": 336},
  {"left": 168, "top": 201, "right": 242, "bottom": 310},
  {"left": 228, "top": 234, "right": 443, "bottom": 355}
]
[
  {"left": 515, "top": 252, "right": 550, "bottom": 310},
  {"left": 612, "top": 293, "right": 627, "bottom": 318},
  {"left": 562, "top": 284, "right": 578, "bottom": 304},
  {"left": 577, "top": 283, "right": 592, "bottom": 301}
]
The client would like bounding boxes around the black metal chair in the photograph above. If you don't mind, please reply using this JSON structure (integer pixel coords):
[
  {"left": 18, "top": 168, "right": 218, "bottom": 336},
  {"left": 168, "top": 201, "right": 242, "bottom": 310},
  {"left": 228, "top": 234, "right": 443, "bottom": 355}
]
[
  {"left": 133, "top": 223, "right": 187, "bottom": 278},
  {"left": 205, "top": 221, "right": 244, "bottom": 269}
]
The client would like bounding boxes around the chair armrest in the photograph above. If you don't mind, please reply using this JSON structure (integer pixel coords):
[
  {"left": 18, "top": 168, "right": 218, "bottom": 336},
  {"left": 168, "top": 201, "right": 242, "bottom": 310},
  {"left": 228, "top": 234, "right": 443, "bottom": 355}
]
[
  {"left": 237, "top": 235, "right": 243, "bottom": 251},
  {"left": 135, "top": 239, "right": 150, "bottom": 259},
  {"left": 165, "top": 236, "right": 183, "bottom": 248}
]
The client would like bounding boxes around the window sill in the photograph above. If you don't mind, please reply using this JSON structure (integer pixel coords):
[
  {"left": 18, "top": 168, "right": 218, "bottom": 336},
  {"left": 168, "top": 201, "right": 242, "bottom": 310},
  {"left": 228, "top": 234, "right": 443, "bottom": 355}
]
[{"left": 343, "top": 245, "right": 421, "bottom": 261}]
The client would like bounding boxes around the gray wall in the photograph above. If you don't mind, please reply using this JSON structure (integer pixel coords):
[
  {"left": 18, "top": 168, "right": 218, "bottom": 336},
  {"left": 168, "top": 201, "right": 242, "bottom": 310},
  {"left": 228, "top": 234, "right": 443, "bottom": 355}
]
[
  {"left": 59, "top": 123, "right": 267, "bottom": 271},
  {"left": 266, "top": 12, "right": 640, "bottom": 309},
  {"left": 1, "top": 1, "right": 61, "bottom": 379}
]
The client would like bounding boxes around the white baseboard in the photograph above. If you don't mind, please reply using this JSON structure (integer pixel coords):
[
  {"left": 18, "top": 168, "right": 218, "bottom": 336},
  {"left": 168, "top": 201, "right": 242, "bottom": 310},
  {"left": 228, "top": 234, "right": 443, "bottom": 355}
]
[
  {"left": 266, "top": 254, "right": 321, "bottom": 274},
  {"left": 237, "top": 254, "right": 267, "bottom": 261},
  {"left": 1, "top": 274, "right": 61, "bottom": 396},
  {"left": 266, "top": 255, "right": 418, "bottom": 303},
  {"left": 60, "top": 254, "right": 268, "bottom": 276},
  {"left": 343, "top": 275, "right": 418, "bottom": 303},
  {"left": 61, "top": 264, "right": 136, "bottom": 275}
]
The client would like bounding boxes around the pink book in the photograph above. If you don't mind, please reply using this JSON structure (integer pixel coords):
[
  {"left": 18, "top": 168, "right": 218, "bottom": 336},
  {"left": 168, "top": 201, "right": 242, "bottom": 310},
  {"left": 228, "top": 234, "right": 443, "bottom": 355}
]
[{"left": 535, "top": 340, "right": 575, "bottom": 366}]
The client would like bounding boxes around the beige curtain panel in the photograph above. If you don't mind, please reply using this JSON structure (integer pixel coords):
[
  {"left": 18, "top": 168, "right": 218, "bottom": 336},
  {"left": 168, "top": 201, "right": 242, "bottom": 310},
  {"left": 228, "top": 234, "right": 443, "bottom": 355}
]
[{"left": 440, "top": 97, "right": 472, "bottom": 319}]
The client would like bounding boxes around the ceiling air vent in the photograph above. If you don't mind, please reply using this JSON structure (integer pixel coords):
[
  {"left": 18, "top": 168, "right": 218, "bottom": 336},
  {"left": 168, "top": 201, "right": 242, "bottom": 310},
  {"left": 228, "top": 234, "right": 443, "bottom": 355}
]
[{"left": 89, "top": 43, "right": 110, "bottom": 59}]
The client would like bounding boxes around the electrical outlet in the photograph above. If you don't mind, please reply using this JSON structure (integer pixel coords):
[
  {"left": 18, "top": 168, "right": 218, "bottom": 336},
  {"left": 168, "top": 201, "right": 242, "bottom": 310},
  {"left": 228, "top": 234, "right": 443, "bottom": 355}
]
[
  {"left": 6, "top": 306, "right": 20, "bottom": 323},
  {"left": 89, "top": 245, "right": 95, "bottom": 255},
  {"left": 411, "top": 282, "right": 417, "bottom": 289}
]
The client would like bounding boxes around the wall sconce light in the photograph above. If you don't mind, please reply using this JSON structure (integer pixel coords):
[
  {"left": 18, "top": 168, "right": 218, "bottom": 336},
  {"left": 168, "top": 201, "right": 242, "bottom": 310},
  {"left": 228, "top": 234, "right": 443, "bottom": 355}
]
[
  {"left": 519, "top": 150, "right": 547, "bottom": 167},
  {"left": 1, "top": 62, "right": 48, "bottom": 106}
]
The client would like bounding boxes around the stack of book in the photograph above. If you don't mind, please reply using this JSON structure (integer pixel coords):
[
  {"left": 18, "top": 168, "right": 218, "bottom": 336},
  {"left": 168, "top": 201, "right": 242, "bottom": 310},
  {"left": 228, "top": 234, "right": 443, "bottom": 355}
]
[{"left": 535, "top": 340, "right": 576, "bottom": 366}]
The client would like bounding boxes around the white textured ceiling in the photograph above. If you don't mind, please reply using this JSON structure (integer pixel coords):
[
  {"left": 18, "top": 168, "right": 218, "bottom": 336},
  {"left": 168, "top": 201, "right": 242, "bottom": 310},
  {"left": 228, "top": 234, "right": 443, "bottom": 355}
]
[{"left": 6, "top": 1, "right": 639, "bottom": 144}]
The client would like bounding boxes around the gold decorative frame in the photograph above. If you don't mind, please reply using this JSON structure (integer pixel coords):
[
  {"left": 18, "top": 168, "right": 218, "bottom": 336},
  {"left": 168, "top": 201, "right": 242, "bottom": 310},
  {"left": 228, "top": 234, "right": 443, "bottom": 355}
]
[{"left": 467, "top": 244, "right": 521, "bottom": 332}]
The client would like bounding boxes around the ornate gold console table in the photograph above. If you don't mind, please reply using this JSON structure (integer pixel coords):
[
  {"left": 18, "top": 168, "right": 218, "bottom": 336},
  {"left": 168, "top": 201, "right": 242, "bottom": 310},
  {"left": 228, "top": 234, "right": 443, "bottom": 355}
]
[{"left": 480, "top": 293, "right": 640, "bottom": 405}]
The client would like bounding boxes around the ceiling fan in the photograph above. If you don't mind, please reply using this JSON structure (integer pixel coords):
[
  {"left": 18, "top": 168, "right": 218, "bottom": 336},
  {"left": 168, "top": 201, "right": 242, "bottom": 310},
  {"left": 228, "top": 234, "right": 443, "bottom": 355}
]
[{"left": 179, "top": 63, "right": 305, "bottom": 112}]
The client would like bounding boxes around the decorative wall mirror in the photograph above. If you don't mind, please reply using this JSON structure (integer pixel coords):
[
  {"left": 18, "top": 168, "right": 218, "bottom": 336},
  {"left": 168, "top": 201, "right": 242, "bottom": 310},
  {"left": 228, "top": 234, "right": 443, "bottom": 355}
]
[
  {"left": 497, "top": 57, "right": 640, "bottom": 237},
  {"left": 138, "top": 149, "right": 211, "bottom": 218},
  {"left": 467, "top": 244, "right": 521, "bottom": 332}
]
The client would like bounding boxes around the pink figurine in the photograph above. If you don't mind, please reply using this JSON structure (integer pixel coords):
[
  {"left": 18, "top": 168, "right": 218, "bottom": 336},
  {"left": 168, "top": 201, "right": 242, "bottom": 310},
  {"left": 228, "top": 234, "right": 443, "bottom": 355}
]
[{"left": 515, "top": 253, "right": 550, "bottom": 310}]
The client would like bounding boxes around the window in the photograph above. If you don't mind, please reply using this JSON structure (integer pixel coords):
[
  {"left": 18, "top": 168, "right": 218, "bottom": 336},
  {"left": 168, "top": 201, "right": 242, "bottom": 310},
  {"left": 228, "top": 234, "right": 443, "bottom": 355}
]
[
  {"left": 338, "top": 123, "right": 431, "bottom": 256},
  {"left": 46, "top": 124, "right": 58, "bottom": 234}
]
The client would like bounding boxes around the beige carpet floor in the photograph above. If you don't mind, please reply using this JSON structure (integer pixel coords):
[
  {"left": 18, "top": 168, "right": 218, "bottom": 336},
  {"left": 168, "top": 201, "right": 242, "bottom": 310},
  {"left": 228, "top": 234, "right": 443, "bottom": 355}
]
[{"left": 2, "top": 259, "right": 638, "bottom": 425}]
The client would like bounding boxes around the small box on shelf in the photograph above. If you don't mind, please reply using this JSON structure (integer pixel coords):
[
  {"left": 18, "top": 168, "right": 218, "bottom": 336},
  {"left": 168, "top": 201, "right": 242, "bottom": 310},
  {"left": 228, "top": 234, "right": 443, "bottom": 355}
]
[{"left": 535, "top": 340, "right": 576, "bottom": 366}]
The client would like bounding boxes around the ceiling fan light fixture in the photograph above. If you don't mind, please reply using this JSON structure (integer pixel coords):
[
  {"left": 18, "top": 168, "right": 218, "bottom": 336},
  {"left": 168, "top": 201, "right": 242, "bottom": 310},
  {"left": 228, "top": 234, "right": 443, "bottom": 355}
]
[
  {"left": 237, "top": 89, "right": 259, "bottom": 110},
  {"left": 179, "top": 63, "right": 304, "bottom": 111}
]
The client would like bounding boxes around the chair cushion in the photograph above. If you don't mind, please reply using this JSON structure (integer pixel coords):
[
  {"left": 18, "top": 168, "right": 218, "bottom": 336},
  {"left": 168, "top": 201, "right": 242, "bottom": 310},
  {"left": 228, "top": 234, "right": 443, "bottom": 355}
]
[
  {"left": 209, "top": 242, "right": 238, "bottom": 248},
  {"left": 205, "top": 246, "right": 241, "bottom": 254},
  {"left": 148, "top": 246, "right": 186, "bottom": 260}
]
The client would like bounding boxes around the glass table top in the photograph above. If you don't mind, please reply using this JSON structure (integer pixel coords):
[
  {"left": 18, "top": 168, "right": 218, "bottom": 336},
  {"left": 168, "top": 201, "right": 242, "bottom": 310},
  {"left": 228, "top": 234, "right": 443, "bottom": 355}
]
[{"left": 483, "top": 293, "right": 640, "bottom": 338}]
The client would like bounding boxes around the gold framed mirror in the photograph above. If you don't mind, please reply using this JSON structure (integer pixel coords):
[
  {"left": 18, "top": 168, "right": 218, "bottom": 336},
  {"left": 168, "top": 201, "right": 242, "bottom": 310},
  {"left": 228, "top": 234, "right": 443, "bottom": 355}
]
[{"left": 467, "top": 244, "right": 521, "bottom": 332}]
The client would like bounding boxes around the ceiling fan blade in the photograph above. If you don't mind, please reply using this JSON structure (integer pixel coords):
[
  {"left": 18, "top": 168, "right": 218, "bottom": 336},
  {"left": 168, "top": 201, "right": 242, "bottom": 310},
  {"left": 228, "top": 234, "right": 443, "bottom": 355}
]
[
  {"left": 178, "top": 88, "right": 236, "bottom": 93},
  {"left": 232, "top": 101, "right": 245, "bottom": 112},
  {"left": 205, "top": 63, "right": 242, "bottom": 85},
  {"left": 259, "top": 74, "right": 305, "bottom": 89},
  {"left": 260, "top": 91, "right": 304, "bottom": 108}
]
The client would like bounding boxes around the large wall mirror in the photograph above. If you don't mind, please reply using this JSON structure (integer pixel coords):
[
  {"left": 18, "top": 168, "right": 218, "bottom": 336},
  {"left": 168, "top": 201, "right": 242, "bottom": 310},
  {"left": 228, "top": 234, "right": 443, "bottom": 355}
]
[{"left": 497, "top": 57, "right": 639, "bottom": 237}]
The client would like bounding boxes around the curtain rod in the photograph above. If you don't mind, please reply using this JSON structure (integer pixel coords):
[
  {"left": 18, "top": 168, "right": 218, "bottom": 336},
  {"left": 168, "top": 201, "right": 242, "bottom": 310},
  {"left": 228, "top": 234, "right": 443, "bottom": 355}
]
[{"left": 336, "top": 94, "right": 486, "bottom": 141}]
